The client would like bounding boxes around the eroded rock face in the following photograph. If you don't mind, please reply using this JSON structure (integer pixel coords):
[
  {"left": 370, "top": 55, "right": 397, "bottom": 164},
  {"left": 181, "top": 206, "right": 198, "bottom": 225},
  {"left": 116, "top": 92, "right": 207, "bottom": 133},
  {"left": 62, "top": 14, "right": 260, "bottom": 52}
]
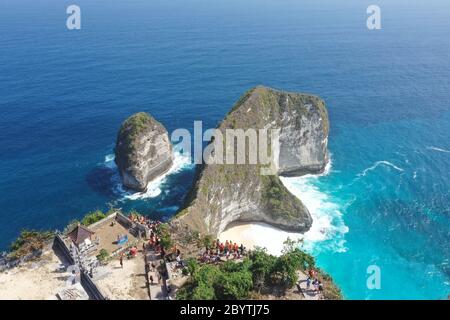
[
  {"left": 275, "top": 91, "right": 329, "bottom": 176},
  {"left": 176, "top": 86, "right": 329, "bottom": 236},
  {"left": 115, "top": 112, "right": 173, "bottom": 192}
]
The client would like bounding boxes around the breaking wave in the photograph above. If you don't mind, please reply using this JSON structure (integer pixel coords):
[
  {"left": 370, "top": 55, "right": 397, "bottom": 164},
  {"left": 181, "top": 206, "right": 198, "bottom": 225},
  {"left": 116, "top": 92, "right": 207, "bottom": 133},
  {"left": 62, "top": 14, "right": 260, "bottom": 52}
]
[
  {"left": 357, "top": 160, "right": 404, "bottom": 177},
  {"left": 103, "top": 148, "right": 193, "bottom": 201},
  {"left": 426, "top": 146, "right": 450, "bottom": 154},
  {"left": 280, "top": 159, "right": 349, "bottom": 254}
]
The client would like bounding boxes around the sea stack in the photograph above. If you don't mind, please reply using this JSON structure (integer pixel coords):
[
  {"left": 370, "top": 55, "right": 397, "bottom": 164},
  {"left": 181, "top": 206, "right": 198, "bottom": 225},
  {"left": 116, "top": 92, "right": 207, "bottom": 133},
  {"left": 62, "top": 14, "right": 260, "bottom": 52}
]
[
  {"left": 115, "top": 112, "right": 173, "bottom": 192},
  {"left": 176, "top": 86, "right": 329, "bottom": 236}
]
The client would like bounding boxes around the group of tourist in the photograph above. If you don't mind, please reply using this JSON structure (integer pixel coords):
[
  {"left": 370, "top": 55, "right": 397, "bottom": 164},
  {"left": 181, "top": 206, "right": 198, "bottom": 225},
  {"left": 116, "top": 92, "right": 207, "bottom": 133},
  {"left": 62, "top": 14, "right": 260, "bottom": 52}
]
[
  {"left": 117, "top": 245, "right": 138, "bottom": 267},
  {"left": 305, "top": 269, "right": 324, "bottom": 295},
  {"left": 200, "top": 239, "right": 246, "bottom": 263},
  {"left": 147, "top": 227, "right": 167, "bottom": 258},
  {"left": 145, "top": 261, "right": 162, "bottom": 285},
  {"left": 129, "top": 214, "right": 162, "bottom": 231}
]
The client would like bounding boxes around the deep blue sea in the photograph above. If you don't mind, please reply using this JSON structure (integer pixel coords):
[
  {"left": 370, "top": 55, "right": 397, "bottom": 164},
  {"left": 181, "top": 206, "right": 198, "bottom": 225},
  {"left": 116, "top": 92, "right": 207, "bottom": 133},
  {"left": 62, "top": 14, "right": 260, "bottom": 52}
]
[{"left": 0, "top": 0, "right": 449, "bottom": 299}]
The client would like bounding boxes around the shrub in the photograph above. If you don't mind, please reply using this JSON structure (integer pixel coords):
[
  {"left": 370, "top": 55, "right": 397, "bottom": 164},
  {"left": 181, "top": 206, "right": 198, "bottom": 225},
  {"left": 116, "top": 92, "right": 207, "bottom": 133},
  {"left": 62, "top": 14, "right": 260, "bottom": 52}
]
[
  {"left": 176, "top": 240, "right": 336, "bottom": 299},
  {"left": 248, "top": 248, "right": 277, "bottom": 291},
  {"left": 9, "top": 230, "right": 54, "bottom": 259},
  {"left": 156, "top": 223, "right": 173, "bottom": 249},
  {"left": 272, "top": 252, "right": 301, "bottom": 288},
  {"left": 81, "top": 210, "right": 106, "bottom": 226},
  {"left": 200, "top": 234, "right": 214, "bottom": 249},
  {"left": 177, "top": 261, "right": 253, "bottom": 300},
  {"left": 215, "top": 265, "right": 253, "bottom": 299},
  {"left": 96, "top": 249, "right": 109, "bottom": 262},
  {"left": 64, "top": 219, "right": 80, "bottom": 234},
  {"left": 186, "top": 257, "right": 199, "bottom": 275}
]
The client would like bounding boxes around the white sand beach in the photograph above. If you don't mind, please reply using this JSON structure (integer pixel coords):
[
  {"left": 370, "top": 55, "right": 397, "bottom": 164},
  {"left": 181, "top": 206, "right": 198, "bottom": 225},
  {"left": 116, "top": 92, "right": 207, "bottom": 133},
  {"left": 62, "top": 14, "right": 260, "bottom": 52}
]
[{"left": 218, "top": 222, "right": 303, "bottom": 256}]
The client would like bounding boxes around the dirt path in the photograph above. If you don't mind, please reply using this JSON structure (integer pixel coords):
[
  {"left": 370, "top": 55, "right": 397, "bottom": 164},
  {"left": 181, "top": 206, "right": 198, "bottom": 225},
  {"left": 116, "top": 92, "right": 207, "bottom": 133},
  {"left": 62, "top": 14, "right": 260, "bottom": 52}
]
[{"left": 145, "top": 249, "right": 167, "bottom": 300}]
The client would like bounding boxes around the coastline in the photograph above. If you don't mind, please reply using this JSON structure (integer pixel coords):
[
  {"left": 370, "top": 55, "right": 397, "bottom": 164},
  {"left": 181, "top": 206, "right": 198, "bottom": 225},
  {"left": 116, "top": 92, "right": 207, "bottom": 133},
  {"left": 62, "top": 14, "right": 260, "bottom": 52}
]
[
  {"left": 217, "top": 159, "right": 345, "bottom": 257},
  {"left": 218, "top": 221, "right": 303, "bottom": 256}
]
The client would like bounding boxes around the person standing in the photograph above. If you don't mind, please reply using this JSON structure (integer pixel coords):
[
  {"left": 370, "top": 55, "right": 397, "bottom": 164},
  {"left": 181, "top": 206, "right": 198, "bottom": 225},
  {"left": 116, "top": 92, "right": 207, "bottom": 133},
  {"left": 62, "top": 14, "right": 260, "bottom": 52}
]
[
  {"left": 119, "top": 254, "right": 123, "bottom": 269},
  {"left": 313, "top": 279, "right": 319, "bottom": 293},
  {"left": 318, "top": 281, "right": 324, "bottom": 294}
]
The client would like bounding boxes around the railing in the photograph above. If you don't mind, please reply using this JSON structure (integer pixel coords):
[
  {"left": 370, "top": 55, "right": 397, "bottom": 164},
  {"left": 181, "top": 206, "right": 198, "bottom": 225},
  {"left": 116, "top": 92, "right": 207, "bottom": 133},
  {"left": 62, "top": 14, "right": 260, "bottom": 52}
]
[
  {"left": 116, "top": 212, "right": 150, "bottom": 238},
  {"left": 53, "top": 233, "right": 106, "bottom": 300},
  {"left": 80, "top": 271, "right": 107, "bottom": 300},
  {"left": 53, "top": 233, "right": 74, "bottom": 265}
]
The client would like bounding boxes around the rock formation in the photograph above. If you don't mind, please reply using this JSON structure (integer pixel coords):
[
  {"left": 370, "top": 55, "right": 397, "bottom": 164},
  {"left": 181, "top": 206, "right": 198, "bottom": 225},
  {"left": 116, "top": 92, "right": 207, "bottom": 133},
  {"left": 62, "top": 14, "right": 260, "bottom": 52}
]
[
  {"left": 176, "top": 86, "right": 329, "bottom": 236},
  {"left": 115, "top": 112, "right": 173, "bottom": 192}
]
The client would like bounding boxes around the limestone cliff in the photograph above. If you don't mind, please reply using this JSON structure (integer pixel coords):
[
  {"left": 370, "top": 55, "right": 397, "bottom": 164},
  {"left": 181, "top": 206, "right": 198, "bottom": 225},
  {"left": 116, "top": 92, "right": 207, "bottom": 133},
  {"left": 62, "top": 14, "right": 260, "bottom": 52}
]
[
  {"left": 115, "top": 112, "right": 173, "bottom": 192},
  {"left": 176, "top": 86, "right": 329, "bottom": 236}
]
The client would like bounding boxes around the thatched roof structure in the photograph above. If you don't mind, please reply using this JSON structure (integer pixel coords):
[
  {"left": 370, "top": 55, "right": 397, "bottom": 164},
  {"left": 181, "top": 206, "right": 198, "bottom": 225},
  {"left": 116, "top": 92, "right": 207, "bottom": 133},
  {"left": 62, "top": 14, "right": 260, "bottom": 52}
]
[{"left": 67, "top": 224, "right": 95, "bottom": 246}]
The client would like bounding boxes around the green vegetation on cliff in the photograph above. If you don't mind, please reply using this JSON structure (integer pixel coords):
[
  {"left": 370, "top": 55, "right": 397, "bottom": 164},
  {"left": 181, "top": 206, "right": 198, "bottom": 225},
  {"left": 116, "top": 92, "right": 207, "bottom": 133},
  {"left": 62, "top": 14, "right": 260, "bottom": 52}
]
[
  {"left": 64, "top": 209, "right": 113, "bottom": 233},
  {"left": 156, "top": 223, "right": 173, "bottom": 249},
  {"left": 80, "top": 210, "right": 107, "bottom": 226},
  {"left": 115, "top": 112, "right": 155, "bottom": 157},
  {"left": 118, "top": 112, "right": 154, "bottom": 141},
  {"left": 177, "top": 241, "right": 342, "bottom": 300},
  {"left": 9, "top": 230, "right": 54, "bottom": 259},
  {"left": 261, "top": 175, "right": 307, "bottom": 221}
]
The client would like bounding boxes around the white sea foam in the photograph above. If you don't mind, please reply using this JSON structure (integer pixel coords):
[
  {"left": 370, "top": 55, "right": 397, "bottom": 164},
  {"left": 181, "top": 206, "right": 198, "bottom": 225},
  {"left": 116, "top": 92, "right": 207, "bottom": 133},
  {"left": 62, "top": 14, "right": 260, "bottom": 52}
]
[
  {"left": 215, "top": 158, "right": 348, "bottom": 256},
  {"left": 103, "top": 149, "right": 193, "bottom": 201},
  {"left": 280, "top": 164, "right": 349, "bottom": 254},
  {"left": 103, "top": 153, "right": 116, "bottom": 169},
  {"left": 426, "top": 146, "right": 450, "bottom": 154},
  {"left": 358, "top": 160, "right": 404, "bottom": 177},
  {"left": 220, "top": 157, "right": 350, "bottom": 255}
]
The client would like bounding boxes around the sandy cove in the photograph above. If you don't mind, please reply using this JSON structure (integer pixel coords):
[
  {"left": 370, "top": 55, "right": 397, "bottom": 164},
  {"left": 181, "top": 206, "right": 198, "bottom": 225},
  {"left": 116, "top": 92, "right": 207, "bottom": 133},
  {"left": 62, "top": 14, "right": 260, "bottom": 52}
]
[{"left": 218, "top": 222, "right": 304, "bottom": 256}]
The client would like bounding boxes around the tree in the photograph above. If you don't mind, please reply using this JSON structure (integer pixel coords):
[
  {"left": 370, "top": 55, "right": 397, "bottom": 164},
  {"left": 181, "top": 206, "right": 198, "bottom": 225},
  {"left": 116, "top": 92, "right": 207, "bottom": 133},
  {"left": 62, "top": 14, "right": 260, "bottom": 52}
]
[
  {"left": 177, "top": 260, "right": 253, "bottom": 300},
  {"left": 186, "top": 257, "right": 199, "bottom": 275},
  {"left": 248, "top": 248, "right": 276, "bottom": 291},
  {"left": 176, "top": 245, "right": 320, "bottom": 299},
  {"left": 272, "top": 252, "right": 300, "bottom": 288},
  {"left": 289, "top": 248, "right": 315, "bottom": 270},
  {"left": 281, "top": 237, "right": 303, "bottom": 254},
  {"left": 200, "top": 234, "right": 214, "bottom": 250},
  {"left": 215, "top": 267, "right": 253, "bottom": 299},
  {"left": 192, "top": 264, "right": 221, "bottom": 287},
  {"left": 192, "top": 282, "right": 216, "bottom": 300},
  {"left": 272, "top": 249, "right": 315, "bottom": 289},
  {"left": 156, "top": 223, "right": 173, "bottom": 249},
  {"left": 81, "top": 210, "right": 106, "bottom": 226}
]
